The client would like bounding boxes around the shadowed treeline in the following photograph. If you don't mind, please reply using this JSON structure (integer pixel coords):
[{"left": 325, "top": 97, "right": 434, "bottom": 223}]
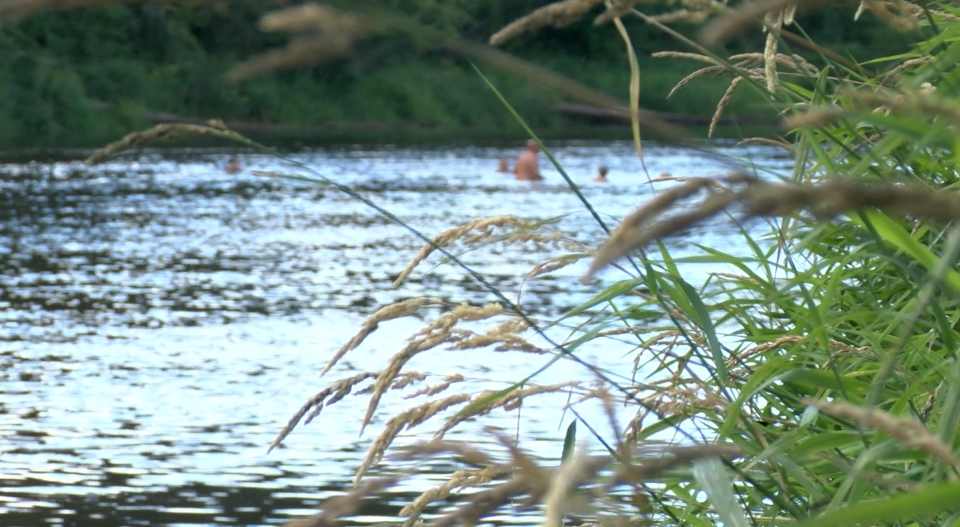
[{"left": 0, "top": 0, "right": 911, "bottom": 146}]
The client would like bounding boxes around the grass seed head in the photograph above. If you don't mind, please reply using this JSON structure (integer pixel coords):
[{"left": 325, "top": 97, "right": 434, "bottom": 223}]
[
  {"left": 436, "top": 382, "right": 579, "bottom": 438},
  {"left": 404, "top": 374, "right": 466, "bottom": 399},
  {"left": 321, "top": 297, "right": 444, "bottom": 377},
  {"left": 393, "top": 216, "right": 527, "bottom": 287},
  {"left": 700, "top": 0, "right": 823, "bottom": 45},
  {"left": 489, "top": 0, "right": 606, "bottom": 46},
  {"left": 269, "top": 371, "right": 378, "bottom": 453},
  {"left": 355, "top": 393, "right": 472, "bottom": 485},
  {"left": 710, "top": 76, "right": 745, "bottom": 137},
  {"left": 85, "top": 121, "right": 238, "bottom": 165},
  {"left": 227, "top": 4, "right": 369, "bottom": 81},
  {"left": 400, "top": 465, "right": 513, "bottom": 526}
]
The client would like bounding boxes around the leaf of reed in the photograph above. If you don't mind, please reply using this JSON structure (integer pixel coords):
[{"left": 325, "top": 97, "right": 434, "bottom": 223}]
[
  {"left": 570, "top": 407, "right": 617, "bottom": 457},
  {"left": 680, "top": 249, "right": 766, "bottom": 285},
  {"left": 458, "top": 386, "right": 516, "bottom": 420},
  {"left": 560, "top": 420, "right": 577, "bottom": 464},
  {"left": 843, "top": 132, "right": 925, "bottom": 183},
  {"left": 719, "top": 355, "right": 790, "bottom": 439},
  {"left": 859, "top": 51, "right": 917, "bottom": 65},
  {"left": 852, "top": 209, "right": 960, "bottom": 295},
  {"left": 633, "top": 414, "right": 685, "bottom": 442},
  {"left": 938, "top": 351, "right": 960, "bottom": 449},
  {"left": 655, "top": 240, "right": 681, "bottom": 276},
  {"left": 790, "top": 431, "right": 862, "bottom": 459},
  {"left": 624, "top": 308, "right": 662, "bottom": 320},
  {"left": 563, "top": 320, "right": 621, "bottom": 350},
  {"left": 854, "top": 112, "right": 942, "bottom": 141},
  {"left": 692, "top": 457, "right": 749, "bottom": 527},
  {"left": 662, "top": 485, "right": 717, "bottom": 527},
  {"left": 781, "top": 81, "right": 814, "bottom": 100},
  {"left": 612, "top": 16, "right": 643, "bottom": 163},
  {"left": 779, "top": 369, "right": 870, "bottom": 396},
  {"left": 676, "top": 279, "right": 726, "bottom": 385},
  {"left": 558, "top": 277, "right": 646, "bottom": 321},
  {"left": 796, "top": 482, "right": 960, "bottom": 527},
  {"left": 768, "top": 453, "right": 827, "bottom": 503}
]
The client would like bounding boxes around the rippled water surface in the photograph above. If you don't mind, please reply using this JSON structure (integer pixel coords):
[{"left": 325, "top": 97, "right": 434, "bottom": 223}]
[{"left": 0, "top": 141, "right": 792, "bottom": 526}]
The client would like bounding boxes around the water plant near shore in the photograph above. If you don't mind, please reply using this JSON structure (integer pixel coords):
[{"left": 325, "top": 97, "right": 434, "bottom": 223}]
[{"left": 77, "top": 0, "right": 960, "bottom": 525}]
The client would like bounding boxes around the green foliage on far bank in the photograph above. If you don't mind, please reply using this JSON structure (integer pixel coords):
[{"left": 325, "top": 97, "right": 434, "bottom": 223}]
[{"left": 0, "top": 1, "right": 912, "bottom": 146}]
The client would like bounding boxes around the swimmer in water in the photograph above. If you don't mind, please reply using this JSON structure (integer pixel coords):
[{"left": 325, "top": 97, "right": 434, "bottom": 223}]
[
  {"left": 514, "top": 140, "right": 543, "bottom": 181},
  {"left": 496, "top": 157, "right": 510, "bottom": 173},
  {"left": 224, "top": 157, "right": 242, "bottom": 174},
  {"left": 592, "top": 165, "right": 609, "bottom": 183}
]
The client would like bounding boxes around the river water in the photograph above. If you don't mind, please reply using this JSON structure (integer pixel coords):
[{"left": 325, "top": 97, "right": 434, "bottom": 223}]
[{"left": 0, "top": 141, "right": 793, "bottom": 527}]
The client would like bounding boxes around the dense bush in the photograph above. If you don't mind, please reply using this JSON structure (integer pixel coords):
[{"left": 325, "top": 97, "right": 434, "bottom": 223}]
[{"left": 0, "top": 0, "right": 913, "bottom": 145}]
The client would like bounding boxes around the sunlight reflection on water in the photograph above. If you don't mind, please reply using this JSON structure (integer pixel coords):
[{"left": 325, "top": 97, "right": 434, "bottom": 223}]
[{"left": 0, "top": 140, "right": 792, "bottom": 526}]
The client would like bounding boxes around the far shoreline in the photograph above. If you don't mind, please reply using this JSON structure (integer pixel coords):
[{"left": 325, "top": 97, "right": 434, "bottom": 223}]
[{"left": 0, "top": 121, "right": 782, "bottom": 153}]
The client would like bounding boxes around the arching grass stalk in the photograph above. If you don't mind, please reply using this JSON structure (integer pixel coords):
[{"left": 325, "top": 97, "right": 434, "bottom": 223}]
[{"left": 611, "top": 15, "right": 646, "bottom": 171}]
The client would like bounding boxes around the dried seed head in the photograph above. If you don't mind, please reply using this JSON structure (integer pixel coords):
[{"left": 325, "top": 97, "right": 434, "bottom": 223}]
[
  {"left": 701, "top": 0, "right": 817, "bottom": 44},
  {"left": 269, "top": 371, "right": 378, "bottom": 453},
  {"left": 436, "top": 382, "right": 579, "bottom": 438},
  {"left": 226, "top": 3, "right": 369, "bottom": 81},
  {"left": 710, "top": 76, "right": 745, "bottom": 137},
  {"left": 782, "top": 108, "right": 845, "bottom": 129},
  {"left": 583, "top": 178, "right": 730, "bottom": 280},
  {"left": 259, "top": 3, "right": 359, "bottom": 34},
  {"left": 86, "top": 121, "right": 238, "bottom": 165},
  {"left": 400, "top": 465, "right": 512, "bottom": 526},
  {"left": 404, "top": 374, "right": 467, "bottom": 399},
  {"left": 393, "top": 216, "right": 528, "bottom": 287},
  {"left": 762, "top": 10, "right": 784, "bottom": 94},
  {"left": 490, "top": 0, "right": 606, "bottom": 46},
  {"left": 322, "top": 297, "right": 444, "bottom": 377},
  {"left": 355, "top": 393, "right": 472, "bottom": 485},
  {"left": 287, "top": 476, "right": 401, "bottom": 527}
]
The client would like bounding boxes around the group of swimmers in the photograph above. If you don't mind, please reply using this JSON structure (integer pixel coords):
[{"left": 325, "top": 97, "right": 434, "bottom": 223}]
[
  {"left": 222, "top": 140, "right": 613, "bottom": 182},
  {"left": 497, "top": 139, "right": 610, "bottom": 183}
]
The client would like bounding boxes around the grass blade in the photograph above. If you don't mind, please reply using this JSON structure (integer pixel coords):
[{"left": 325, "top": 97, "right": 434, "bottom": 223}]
[
  {"left": 692, "top": 456, "right": 750, "bottom": 527},
  {"left": 796, "top": 482, "right": 960, "bottom": 527}
]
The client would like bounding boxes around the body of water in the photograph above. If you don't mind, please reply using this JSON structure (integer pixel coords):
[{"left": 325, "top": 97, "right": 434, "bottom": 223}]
[{"left": 0, "top": 141, "right": 793, "bottom": 526}]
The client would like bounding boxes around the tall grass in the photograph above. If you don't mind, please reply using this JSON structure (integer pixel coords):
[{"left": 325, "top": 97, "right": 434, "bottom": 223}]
[{"left": 77, "top": 0, "right": 960, "bottom": 525}]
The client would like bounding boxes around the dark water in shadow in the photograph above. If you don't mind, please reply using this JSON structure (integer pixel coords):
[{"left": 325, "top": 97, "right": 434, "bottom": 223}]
[{"left": 0, "top": 142, "right": 792, "bottom": 526}]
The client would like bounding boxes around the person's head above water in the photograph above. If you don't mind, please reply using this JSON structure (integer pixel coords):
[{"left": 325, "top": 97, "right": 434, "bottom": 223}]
[
  {"left": 224, "top": 157, "right": 242, "bottom": 174},
  {"left": 592, "top": 164, "right": 609, "bottom": 182},
  {"left": 526, "top": 139, "right": 539, "bottom": 153}
]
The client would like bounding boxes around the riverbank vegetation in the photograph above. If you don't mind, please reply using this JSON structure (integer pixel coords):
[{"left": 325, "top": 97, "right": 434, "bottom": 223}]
[
  {"left": 0, "top": 0, "right": 911, "bottom": 146},
  {"left": 36, "top": 0, "right": 960, "bottom": 525}
]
